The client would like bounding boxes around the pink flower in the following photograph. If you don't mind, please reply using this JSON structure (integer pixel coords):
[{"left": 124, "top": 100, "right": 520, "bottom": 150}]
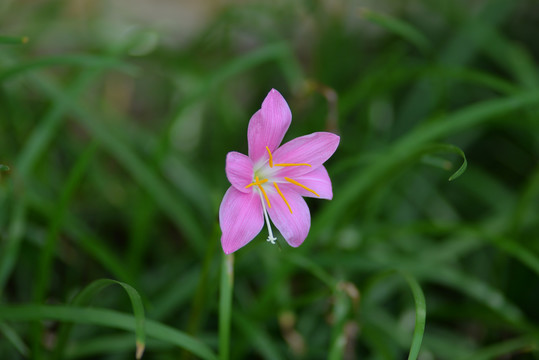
[{"left": 219, "top": 89, "right": 340, "bottom": 254}]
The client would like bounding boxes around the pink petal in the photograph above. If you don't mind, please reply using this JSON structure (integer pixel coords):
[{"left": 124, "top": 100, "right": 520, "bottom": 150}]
[
  {"left": 247, "top": 89, "right": 292, "bottom": 163},
  {"left": 219, "top": 187, "right": 264, "bottom": 254},
  {"left": 272, "top": 132, "right": 340, "bottom": 178},
  {"left": 282, "top": 166, "right": 333, "bottom": 200},
  {"left": 267, "top": 187, "right": 310, "bottom": 247},
  {"left": 226, "top": 151, "right": 254, "bottom": 193}
]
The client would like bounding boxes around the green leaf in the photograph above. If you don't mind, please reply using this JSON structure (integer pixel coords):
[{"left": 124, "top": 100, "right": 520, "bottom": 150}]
[
  {"left": 0, "top": 322, "right": 29, "bottom": 356},
  {"left": 401, "top": 273, "right": 427, "bottom": 360},
  {"left": 0, "top": 304, "right": 217, "bottom": 360},
  {"left": 54, "top": 279, "right": 146, "bottom": 360},
  {"left": 30, "top": 72, "right": 207, "bottom": 254},
  {"left": 361, "top": 9, "right": 431, "bottom": 53},
  {"left": 0, "top": 55, "right": 136, "bottom": 83},
  {"left": 419, "top": 144, "right": 468, "bottom": 181},
  {"left": 311, "top": 91, "right": 539, "bottom": 242}
]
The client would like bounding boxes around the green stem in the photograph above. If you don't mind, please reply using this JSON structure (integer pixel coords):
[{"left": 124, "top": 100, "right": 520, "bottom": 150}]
[{"left": 219, "top": 253, "right": 234, "bottom": 360}]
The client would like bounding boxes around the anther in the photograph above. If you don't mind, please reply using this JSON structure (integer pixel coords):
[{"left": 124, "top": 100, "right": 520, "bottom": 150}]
[
  {"left": 284, "top": 177, "right": 320, "bottom": 197},
  {"left": 266, "top": 146, "right": 274, "bottom": 167},
  {"left": 273, "top": 182, "right": 292, "bottom": 213},
  {"left": 266, "top": 146, "right": 311, "bottom": 168}
]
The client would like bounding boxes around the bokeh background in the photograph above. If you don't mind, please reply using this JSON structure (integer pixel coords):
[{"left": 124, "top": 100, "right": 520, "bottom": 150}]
[{"left": 1, "top": 0, "right": 539, "bottom": 359}]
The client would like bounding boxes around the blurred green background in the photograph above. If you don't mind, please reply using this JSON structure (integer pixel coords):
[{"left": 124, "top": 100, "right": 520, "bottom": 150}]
[{"left": 1, "top": 0, "right": 539, "bottom": 359}]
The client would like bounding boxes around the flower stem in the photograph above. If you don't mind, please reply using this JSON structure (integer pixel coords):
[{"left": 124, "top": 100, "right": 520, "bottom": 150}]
[{"left": 219, "top": 253, "right": 234, "bottom": 360}]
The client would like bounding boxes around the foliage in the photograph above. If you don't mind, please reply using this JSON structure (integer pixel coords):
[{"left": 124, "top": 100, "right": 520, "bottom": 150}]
[{"left": 1, "top": 0, "right": 539, "bottom": 359}]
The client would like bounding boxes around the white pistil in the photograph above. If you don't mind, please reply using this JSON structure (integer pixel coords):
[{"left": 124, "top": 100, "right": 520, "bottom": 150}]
[{"left": 258, "top": 189, "right": 277, "bottom": 244}]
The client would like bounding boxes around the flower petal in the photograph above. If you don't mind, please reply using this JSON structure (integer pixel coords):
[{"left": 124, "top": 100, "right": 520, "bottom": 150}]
[
  {"left": 267, "top": 187, "right": 310, "bottom": 247},
  {"left": 219, "top": 187, "right": 263, "bottom": 254},
  {"left": 272, "top": 132, "right": 340, "bottom": 178},
  {"left": 248, "top": 89, "right": 292, "bottom": 163},
  {"left": 226, "top": 151, "right": 254, "bottom": 193},
  {"left": 282, "top": 166, "right": 333, "bottom": 200}
]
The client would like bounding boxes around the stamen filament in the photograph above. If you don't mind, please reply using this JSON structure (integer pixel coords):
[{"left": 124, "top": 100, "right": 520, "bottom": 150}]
[
  {"left": 245, "top": 176, "right": 271, "bottom": 208},
  {"left": 255, "top": 176, "right": 271, "bottom": 208},
  {"left": 266, "top": 146, "right": 273, "bottom": 167},
  {"left": 259, "top": 190, "right": 277, "bottom": 244},
  {"left": 275, "top": 163, "right": 311, "bottom": 167},
  {"left": 273, "top": 182, "right": 292, "bottom": 214},
  {"left": 266, "top": 146, "right": 311, "bottom": 167},
  {"left": 284, "top": 177, "right": 320, "bottom": 197},
  {"left": 245, "top": 178, "right": 268, "bottom": 188}
]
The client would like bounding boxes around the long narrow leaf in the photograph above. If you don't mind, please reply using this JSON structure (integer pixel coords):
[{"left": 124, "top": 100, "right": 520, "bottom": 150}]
[
  {"left": 55, "top": 279, "right": 146, "bottom": 360},
  {"left": 401, "top": 273, "right": 427, "bottom": 360},
  {"left": 0, "top": 305, "right": 217, "bottom": 360}
]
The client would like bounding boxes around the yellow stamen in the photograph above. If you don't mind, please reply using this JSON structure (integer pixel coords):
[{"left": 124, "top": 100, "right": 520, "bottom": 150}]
[
  {"left": 246, "top": 176, "right": 271, "bottom": 208},
  {"left": 275, "top": 163, "right": 311, "bottom": 167},
  {"left": 273, "top": 182, "right": 292, "bottom": 213},
  {"left": 266, "top": 146, "right": 273, "bottom": 167},
  {"left": 266, "top": 146, "right": 311, "bottom": 168},
  {"left": 284, "top": 177, "right": 320, "bottom": 197},
  {"left": 245, "top": 178, "right": 268, "bottom": 188},
  {"left": 258, "top": 183, "right": 271, "bottom": 208}
]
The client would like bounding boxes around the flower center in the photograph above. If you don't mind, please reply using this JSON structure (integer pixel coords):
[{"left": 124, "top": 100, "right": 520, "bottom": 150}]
[
  {"left": 244, "top": 146, "right": 319, "bottom": 214},
  {"left": 244, "top": 146, "right": 321, "bottom": 245}
]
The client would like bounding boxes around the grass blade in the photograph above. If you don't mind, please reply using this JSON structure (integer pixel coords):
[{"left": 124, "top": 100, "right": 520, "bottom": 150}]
[
  {"left": 85, "top": 280, "right": 145, "bottom": 358},
  {"left": 312, "top": 91, "right": 539, "bottom": 240},
  {"left": 30, "top": 72, "right": 207, "bottom": 253},
  {"left": 401, "top": 273, "right": 427, "bottom": 360},
  {"left": 0, "top": 304, "right": 217, "bottom": 360},
  {"left": 0, "top": 322, "right": 29, "bottom": 356},
  {"left": 0, "top": 55, "right": 136, "bottom": 83},
  {"left": 419, "top": 144, "right": 468, "bottom": 181},
  {"left": 360, "top": 9, "right": 431, "bottom": 53},
  {"left": 54, "top": 278, "right": 146, "bottom": 360}
]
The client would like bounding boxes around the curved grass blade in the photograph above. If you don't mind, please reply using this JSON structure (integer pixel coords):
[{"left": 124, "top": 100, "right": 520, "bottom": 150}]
[
  {"left": 360, "top": 9, "right": 431, "bottom": 53},
  {"left": 0, "top": 304, "right": 217, "bottom": 360},
  {"left": 54, "top": 279, "right": 146, "bottom": 360},
  {"left": 419, "top": 144, "right": 468, "bottom": 181},
  {"left": 311, "top": 91, "right": 539, "bottom": 241},
  {"left": 400, "top": 272, "right": 427, "bottom": 360}
]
